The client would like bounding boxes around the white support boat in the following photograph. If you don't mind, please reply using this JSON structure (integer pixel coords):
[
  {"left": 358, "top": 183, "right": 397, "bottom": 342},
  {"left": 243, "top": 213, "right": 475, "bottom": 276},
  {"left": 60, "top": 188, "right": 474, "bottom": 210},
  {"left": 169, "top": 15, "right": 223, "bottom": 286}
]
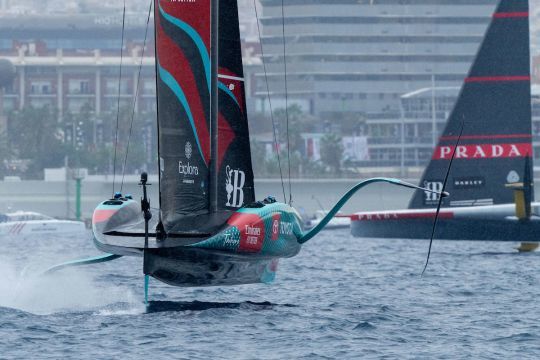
[
  {"left": 0, "top": 211, "right": 86, "bottom": 237},
  {"left": 307, "top": 210, "right": 351, "bottom": 230}
]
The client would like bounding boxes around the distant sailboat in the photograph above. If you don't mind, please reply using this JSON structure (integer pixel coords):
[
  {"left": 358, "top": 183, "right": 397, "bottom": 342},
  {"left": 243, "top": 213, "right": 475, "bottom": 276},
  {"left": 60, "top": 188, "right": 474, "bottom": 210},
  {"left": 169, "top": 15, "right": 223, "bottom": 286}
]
[
  {"left": 351, "top": 0, "right": 540, "bottom": 250},
  {"left": 306, "top": 210, "right": 351, "bottom": 230},
  {"left": 46, "top": 0, "right": 441, "bottom": 294}
]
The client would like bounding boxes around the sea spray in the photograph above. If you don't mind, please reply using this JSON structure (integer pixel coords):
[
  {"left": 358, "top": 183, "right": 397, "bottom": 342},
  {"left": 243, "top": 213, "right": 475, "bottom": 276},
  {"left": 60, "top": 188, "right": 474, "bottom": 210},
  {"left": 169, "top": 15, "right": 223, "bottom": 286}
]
[{"left": 0, "top": 254, "right": 140, "bottom": 315}]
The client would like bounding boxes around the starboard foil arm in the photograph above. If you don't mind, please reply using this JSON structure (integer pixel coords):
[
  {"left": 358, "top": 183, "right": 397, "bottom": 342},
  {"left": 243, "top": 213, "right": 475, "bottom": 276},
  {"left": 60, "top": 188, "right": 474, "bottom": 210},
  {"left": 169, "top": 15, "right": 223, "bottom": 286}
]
[
  {"left": 42, "top": 253, "right": 122, "bottom": 275},
  {"left": 298, "top": 178, "right": 448, "bottom": 244}
]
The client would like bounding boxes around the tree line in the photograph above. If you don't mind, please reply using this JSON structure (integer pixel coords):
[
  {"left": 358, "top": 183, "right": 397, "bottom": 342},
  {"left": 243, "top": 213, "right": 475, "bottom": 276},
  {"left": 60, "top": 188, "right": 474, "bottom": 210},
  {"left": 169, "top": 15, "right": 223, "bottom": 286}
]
[
  {"left": 0, "top": 103, "right": 352, "bottom": 179},
  {"left": 0, "top": 104, "right": 157, "bottom": 179}
]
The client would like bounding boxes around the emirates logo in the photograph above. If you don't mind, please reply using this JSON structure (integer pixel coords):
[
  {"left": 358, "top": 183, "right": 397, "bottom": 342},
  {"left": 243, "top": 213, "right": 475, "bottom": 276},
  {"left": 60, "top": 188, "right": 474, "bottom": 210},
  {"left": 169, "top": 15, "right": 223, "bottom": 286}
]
[{"left": 185, "top": 142, "right": 192, "bottom": 159}]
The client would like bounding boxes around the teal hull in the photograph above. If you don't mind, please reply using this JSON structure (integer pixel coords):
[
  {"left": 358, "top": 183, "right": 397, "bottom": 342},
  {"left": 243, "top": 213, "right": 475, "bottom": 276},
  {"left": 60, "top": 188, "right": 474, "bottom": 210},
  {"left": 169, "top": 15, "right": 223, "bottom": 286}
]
[{"left": 92, "top": 199, "right": 303, "bottom": 286}]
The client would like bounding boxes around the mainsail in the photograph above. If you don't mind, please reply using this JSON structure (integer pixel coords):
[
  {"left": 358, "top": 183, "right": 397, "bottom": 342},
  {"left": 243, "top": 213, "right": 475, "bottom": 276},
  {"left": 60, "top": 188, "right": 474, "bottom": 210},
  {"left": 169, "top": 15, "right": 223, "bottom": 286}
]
[
  {"left": 409, "top": 0, "right": 533, "bottom": 209},
  {"left": 154, "top": 0, "right": 254, "bottom": 233}
]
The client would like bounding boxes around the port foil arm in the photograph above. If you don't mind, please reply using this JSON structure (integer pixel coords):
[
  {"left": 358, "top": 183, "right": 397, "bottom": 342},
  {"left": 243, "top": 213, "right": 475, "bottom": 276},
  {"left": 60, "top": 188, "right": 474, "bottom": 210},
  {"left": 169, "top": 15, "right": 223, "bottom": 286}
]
[
  {"left": 42, "top": 253, "right": 123, "bottom": 275},
  {"left": 298, "top": 177, "right": 447, "bottom": 244}
]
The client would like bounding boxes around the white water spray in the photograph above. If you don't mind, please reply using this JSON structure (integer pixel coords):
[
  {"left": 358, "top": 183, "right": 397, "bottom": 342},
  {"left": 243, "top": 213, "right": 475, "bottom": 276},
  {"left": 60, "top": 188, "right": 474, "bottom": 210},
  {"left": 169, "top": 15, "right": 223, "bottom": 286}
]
[{"left": 0, "top": 252, "right": 142, "bottom": 315}]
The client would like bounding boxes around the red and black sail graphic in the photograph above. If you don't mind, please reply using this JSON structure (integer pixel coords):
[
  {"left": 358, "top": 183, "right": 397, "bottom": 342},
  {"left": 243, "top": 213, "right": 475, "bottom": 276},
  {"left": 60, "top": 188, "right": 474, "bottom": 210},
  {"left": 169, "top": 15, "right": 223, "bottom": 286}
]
[
  {"left": 155, "top": 0, "right": 211, "bottom": 232},
  {"left": 216, "top": 0, "right": 255, "bottom": 210},
  {"left": 154, "top": 0, "right": 255, "bottom": 233},
  {"left": 409, "top": 0, "right": 533, "bottom": 208}
]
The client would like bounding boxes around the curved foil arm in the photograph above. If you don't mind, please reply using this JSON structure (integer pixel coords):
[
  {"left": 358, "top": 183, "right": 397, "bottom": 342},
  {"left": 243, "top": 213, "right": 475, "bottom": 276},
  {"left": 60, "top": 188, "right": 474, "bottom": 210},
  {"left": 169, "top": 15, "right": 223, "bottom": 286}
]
[
  {"left": 42, "top": 253, "right": 123, "bottom": 275},
  {"left": 298, "top": 178, "right": 448, "bottom": 244}
]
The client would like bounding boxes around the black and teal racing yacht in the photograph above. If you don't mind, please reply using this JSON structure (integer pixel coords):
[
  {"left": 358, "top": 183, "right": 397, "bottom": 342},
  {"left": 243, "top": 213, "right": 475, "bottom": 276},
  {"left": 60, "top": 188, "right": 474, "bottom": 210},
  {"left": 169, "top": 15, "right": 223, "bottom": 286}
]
[{"left": 47, "top": 0, "right": 440, "bottom": 295}]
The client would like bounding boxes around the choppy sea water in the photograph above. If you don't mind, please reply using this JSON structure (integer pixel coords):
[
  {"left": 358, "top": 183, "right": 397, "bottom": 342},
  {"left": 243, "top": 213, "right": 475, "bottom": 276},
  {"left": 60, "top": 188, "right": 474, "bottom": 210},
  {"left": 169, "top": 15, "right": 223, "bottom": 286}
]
[{"left": 0, "top": 229, "right": 539, "bottom": 359}]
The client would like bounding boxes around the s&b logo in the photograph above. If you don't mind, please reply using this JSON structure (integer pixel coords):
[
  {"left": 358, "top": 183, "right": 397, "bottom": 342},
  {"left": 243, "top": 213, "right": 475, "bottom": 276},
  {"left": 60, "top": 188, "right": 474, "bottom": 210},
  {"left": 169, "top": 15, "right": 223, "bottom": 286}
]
[
  {"left": 424, "top": 180, "right": 443, "bottom": 203},
  {"left": 225, "top": 165, "right": 245, "bottom": 208}
]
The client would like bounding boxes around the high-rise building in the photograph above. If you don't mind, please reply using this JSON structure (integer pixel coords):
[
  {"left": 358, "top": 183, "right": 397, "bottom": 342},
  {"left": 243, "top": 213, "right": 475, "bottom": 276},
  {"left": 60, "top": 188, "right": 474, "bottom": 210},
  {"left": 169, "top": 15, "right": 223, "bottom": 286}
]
[
  {"left": 256, "top": 0, "right": 540, "bottom": 169},
  {"left": 0, "top": 12, "right": 261, "bottom": 117},
  {"left": 258, "top": 0, "right": 498, "bottom": 118}
]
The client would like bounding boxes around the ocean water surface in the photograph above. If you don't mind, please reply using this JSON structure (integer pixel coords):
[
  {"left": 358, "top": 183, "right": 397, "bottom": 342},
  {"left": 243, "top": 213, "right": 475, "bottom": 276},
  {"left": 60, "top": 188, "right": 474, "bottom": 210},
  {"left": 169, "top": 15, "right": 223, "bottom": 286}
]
[{"left": 0, "top": 229, "right": 539, "bottom": 359}]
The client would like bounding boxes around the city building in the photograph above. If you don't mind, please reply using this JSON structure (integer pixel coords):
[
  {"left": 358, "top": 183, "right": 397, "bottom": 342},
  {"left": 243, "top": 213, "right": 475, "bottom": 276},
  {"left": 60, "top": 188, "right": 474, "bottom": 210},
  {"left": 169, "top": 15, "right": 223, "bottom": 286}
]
[
  {"left": 257, "top": 0, "right": 540, "bottom": 169},
  {"left": 258, "top": 0, "right": 499, "bottom": 118},
  {"left": 2, "top": 1, "right": 540, "bottom": 172},
  {"left": 0, "top": 12, "right": 262, "bottom": 117}
]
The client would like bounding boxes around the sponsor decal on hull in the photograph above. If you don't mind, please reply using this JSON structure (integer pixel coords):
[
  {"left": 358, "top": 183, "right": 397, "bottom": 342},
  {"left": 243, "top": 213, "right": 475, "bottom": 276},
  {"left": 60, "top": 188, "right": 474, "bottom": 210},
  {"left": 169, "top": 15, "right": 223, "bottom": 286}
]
[
  {"left": 271, "top": 214, "right": 280, "bottom": 241},
  {"left": 352, "top": 211, "right": 454, "bottom": 221},
  {"left": 227, "top": 213, "right": 265, "bottom": 252}
]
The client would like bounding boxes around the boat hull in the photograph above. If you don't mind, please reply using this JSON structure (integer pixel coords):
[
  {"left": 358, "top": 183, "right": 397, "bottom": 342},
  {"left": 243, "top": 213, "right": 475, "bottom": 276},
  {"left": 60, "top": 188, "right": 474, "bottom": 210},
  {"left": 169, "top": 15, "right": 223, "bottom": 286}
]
[
  {"left": 92, "top": 199, "right": 304, "bottom": 287},
  {"left": 0, "top": 220, "right": 86, "bottom": 238},
  {"left": 351, "top": 203, "right": 540, "bottom": 242},
  {"left": 307, "top": 218, "right": 350, "bottom": 230},
  {"left": 144, "top": 247, "right": 279, "bottom": 287}
]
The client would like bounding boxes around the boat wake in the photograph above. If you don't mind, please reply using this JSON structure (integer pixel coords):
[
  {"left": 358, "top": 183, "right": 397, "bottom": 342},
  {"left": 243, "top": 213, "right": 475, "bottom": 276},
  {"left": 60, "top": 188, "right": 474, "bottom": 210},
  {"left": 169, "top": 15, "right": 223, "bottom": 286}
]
[{"left": 0, "top": 255, "right": 138, "bottom": 315}]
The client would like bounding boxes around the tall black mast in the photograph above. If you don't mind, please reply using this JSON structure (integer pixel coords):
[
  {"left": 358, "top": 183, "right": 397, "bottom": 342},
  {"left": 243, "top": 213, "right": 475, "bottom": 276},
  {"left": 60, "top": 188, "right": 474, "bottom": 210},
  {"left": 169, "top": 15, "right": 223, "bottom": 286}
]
[
  {"left": 152, "top": 0, "right": 162, "bottom": 213},
  {"left": 210, "top": 0, "right": 219, "bottom": 213}
]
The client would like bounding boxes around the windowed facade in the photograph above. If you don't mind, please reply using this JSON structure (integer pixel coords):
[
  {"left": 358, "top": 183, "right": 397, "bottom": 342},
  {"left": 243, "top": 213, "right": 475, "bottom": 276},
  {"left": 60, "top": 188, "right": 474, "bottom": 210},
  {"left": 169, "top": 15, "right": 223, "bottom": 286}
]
[
  {"left": 257, "top": 0, "right": 512, "bottom": 167},
  {"left": 68, "top": 79, "right": 91, "bottom": 95},
  {"left": 258, "top": 0, "right": 498, "bottom": 117},
  {"left": 30, "top": 81, "right": 52, "bottom": 95}
]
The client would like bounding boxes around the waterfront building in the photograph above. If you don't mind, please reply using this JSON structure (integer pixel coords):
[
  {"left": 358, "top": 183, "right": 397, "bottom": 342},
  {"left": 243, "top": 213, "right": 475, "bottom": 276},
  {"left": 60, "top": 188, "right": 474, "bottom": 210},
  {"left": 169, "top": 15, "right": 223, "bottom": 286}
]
[
  {"left": 258, "top": 0, "right": 498, "bottom": 118},
  {"left": 256, "top": 0, "right": 540, "bottom": 169},
  {"left": 0, "top": 12, "right": 261, "bottom": 118},
  {"left": 2, "top": 1, "right": 540, "bottom": 171}
]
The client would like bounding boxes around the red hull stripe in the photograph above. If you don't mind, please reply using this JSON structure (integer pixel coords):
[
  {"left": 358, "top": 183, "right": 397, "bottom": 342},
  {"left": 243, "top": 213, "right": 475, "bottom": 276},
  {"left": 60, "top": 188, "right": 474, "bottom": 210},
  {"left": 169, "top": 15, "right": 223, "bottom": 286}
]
[
  {"left": 465, "top": 76, "right": 530, "bottom": 83},
  {"left": 93, "top": 209, "right": 117, "bottom": 223},
  {"left": 493, "top": 12, "right": 529, "bottom": 19},
  {"left": 351, "top": 211, "right": 454, "bottom": 221},
  {"left": 440, "top": 134, "right": 532, "bottom": 141}
]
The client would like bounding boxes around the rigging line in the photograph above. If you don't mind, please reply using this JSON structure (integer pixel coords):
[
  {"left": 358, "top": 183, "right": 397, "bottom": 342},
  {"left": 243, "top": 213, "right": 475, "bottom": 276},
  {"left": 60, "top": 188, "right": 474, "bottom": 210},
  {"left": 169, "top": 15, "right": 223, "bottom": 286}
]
[
  {"left": 112, "top": 0, "right": 127, "bottom": 197},
  {"left": 120, "top": 0, "right": 153, "bottom": 193},
  {"left": 422, "top": 120, "right": 465, "bottom": 276},
  {"left": 281, "top": 0, "right": 292, "bottom": 205},
  {"left": 253, "top": 0, "right": 287, "bottom": 203}
]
